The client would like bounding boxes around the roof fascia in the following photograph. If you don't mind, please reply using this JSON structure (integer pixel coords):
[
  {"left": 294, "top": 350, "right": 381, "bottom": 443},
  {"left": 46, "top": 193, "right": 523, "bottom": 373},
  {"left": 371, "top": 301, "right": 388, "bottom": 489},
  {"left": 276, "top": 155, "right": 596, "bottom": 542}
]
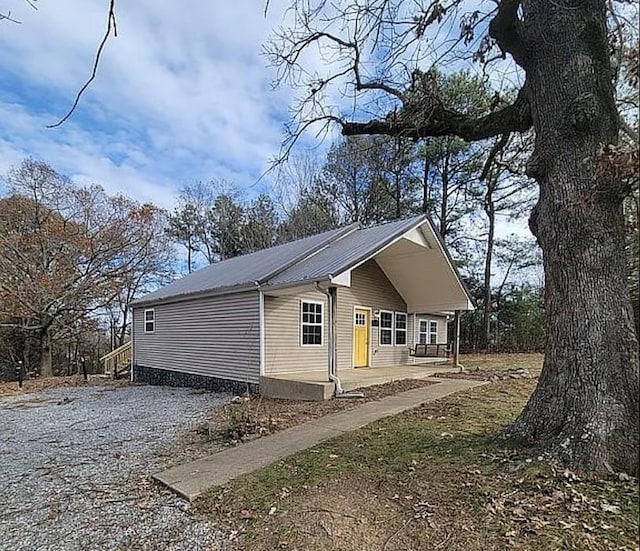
[
  {"left": 128, "top": 282, "right": 258, "bottom": 309},
  {"left": 259, "top": 277, "right": 333, "bottom": 294}
]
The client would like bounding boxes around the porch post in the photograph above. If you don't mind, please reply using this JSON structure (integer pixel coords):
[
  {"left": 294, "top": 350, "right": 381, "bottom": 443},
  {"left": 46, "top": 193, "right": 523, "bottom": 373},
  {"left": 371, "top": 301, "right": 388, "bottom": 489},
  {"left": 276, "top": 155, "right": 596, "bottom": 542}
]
[{"left": 452, "top": 310, "right": 463, "bottom": 372}]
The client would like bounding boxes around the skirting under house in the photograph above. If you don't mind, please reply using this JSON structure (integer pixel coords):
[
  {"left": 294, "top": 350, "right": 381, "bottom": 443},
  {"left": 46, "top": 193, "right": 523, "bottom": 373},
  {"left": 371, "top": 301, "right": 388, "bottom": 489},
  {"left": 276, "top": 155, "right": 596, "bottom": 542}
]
[{"left": 133, "top": 364, "right": 259, "bottom": 395}]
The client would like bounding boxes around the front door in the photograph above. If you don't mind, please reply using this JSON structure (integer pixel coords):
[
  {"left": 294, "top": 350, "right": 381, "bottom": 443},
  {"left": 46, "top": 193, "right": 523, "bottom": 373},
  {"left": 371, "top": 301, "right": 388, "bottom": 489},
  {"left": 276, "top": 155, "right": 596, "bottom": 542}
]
[{"left": 354, "top": 308, "right": 370, "bottom": 367}]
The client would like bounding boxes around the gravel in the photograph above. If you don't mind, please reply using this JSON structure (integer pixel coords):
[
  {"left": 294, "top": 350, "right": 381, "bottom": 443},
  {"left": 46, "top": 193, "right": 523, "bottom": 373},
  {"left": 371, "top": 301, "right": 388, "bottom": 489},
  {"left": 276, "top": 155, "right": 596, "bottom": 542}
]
[{"left": 0, "top": 384, "right": 233, "bottom": 551}]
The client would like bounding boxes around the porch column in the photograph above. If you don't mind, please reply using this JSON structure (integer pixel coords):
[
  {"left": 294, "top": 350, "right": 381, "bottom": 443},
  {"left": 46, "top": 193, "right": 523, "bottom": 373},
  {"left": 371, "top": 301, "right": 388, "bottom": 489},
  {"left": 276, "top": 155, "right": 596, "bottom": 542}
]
[{"left": 452, "top": 310, "right": 463, "bottom": 372}]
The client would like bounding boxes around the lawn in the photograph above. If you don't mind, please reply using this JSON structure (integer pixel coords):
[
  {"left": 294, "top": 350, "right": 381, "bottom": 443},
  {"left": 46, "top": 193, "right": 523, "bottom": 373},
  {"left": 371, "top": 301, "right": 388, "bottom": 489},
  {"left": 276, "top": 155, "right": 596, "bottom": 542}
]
[{"left": 197, "top": 354, "right": 639, "bottom": 550}]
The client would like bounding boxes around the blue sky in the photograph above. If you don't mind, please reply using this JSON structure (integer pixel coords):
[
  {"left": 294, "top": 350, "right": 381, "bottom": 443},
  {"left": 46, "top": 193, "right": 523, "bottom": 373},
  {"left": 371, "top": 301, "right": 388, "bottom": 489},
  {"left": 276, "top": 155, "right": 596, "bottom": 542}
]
[
  {"left": 0, "top": 0, "right": 533, "bottom": 249},
  {"left": 0, "top": 1, "right": 294, "bottom": 207}
]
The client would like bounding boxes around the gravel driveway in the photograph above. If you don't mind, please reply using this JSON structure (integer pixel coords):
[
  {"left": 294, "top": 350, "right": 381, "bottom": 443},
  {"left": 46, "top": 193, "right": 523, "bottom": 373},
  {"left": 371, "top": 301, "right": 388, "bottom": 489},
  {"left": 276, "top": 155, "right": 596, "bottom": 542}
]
[{"left": 0, "top": 384, "right": 231, "bottom": 551}]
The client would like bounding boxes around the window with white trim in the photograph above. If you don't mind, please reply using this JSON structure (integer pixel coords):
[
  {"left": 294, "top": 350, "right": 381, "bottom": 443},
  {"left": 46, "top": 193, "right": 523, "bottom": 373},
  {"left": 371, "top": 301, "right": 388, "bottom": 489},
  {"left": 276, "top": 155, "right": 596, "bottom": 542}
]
[
  {"left": 144, "top": 309, "right": 155, "bottom": 333},
  {"left": 301, "top": 301, "right": 323, "bottom": 346},
  {"left": 394, "top": 312, "right": 407, "bottom": 345},
  {"left": 418, "top": 320, "right": 428, "bottom": 345},
  {"left": 380, "top": 311, "right": 393, "bottom": 345},
  {"left": 429, "top": 320, "right": 438, "bottom": 344}
]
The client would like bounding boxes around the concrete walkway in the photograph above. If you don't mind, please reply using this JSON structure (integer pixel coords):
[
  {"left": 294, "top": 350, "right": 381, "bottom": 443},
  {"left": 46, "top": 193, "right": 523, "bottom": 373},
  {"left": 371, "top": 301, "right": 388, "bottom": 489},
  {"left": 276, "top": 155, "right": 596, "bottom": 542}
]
[{"left": 155, "top": 377, "right": 486, "bottom": 500}]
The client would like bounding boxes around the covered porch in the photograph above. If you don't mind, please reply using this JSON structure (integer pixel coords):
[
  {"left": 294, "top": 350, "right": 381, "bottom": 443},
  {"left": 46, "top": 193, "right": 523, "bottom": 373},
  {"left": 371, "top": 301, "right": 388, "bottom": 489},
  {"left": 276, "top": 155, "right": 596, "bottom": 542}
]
[{"left": 260, "top": 360, "right": 458, "bottom": 401}]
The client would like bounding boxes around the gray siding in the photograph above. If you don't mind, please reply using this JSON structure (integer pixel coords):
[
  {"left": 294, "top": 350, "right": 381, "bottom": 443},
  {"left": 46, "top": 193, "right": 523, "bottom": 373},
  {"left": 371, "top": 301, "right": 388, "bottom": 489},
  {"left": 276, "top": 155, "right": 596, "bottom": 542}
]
[
  {"left": 336, "top": 259, "right": 412, "bottom": 369},
  {"left": 413, "top": 314, "right": 449, "bottom": 344},
  {"left": 264, "top": 290, "right": 329, "bottom": 374},
  {"left": 132, "top": 291, "right": 260, "bottom": 384}
]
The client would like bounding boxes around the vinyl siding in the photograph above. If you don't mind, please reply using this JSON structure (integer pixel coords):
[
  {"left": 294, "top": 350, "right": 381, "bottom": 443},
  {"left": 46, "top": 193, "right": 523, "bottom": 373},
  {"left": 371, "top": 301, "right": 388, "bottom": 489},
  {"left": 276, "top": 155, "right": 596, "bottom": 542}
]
[
  {"left": 414, "top": 314, "right": 449, "bottom": 344},
  {"left": 132, "top": 291, "right": 260, "bottom": 384},
  {"left": 264, "top": 290, "right": 328, "bottom": 374},
  {"left": 263, "top": 261, "right": 450, "bottom": 376},
  {"left": 336, "top": 260, "right": 413, "bottom": 369}
]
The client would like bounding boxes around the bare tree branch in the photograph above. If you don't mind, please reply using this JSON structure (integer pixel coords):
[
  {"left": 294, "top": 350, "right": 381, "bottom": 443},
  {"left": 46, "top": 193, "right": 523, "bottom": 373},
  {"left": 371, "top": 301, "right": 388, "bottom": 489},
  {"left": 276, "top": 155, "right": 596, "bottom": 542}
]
[
  {"left": 47, "top": 0, "right": 117, "bottom": 128},
  {"left": 343, "top": 84, "right": 532, "bottom": 141},
  {"left": 0, "top": 10, "right": 22, "bottom": 24},
  {"left": 480, "top": 133, "right": 510, "bottom": 181}
]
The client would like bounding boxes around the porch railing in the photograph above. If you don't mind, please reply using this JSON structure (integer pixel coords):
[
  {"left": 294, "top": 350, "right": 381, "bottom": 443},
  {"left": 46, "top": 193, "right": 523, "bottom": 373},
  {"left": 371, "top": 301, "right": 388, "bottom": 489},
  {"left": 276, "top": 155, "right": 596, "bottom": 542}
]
[{"left": 101, "top": 341, "right": 132, "bottom": 377}]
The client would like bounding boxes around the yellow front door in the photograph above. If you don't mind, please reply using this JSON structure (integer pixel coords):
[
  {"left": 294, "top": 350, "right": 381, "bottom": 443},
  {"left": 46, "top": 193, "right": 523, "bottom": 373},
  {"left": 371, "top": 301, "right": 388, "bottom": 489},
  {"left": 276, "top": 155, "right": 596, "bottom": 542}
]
[{"left": 354, "top": 309, "right": 370, "bottom": 367}]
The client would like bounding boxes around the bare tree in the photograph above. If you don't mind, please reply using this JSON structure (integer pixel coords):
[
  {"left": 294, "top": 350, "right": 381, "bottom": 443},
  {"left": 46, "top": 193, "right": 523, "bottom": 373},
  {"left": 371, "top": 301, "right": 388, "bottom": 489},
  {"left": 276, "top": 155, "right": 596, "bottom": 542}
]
[
  {"left": 106, "top": 204, "right": 175, "bottom": 347},
  {"left": 0, "top": 159, "right": 165, "bottom": 376},
  {"left": 479, "top": 132, "right": 537, "bottom": 350}
]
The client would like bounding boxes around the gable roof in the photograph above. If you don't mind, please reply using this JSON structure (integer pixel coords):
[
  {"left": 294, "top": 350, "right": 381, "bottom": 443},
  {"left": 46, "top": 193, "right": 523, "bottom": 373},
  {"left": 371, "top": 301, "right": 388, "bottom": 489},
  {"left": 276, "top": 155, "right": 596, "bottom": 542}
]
[
  {"left": 265, "top": 216, "right": 425, "bottom": 288},
  {"left": 131, "top": 214, "right": 472, "bottom": 308}
]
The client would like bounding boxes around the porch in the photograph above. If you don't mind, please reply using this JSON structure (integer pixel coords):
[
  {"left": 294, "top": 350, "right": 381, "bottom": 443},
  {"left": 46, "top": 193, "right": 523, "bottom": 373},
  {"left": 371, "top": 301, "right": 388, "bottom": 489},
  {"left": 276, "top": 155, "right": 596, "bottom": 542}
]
[{"left": 260, "top": 360, "right": 457, "bottom": 401}]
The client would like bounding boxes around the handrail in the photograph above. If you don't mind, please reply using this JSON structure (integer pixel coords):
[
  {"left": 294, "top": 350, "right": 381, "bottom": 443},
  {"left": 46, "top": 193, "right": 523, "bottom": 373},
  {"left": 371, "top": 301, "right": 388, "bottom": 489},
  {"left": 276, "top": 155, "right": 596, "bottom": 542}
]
[{"left": 100, "top": 341, "right": 131, "bottom": 362}]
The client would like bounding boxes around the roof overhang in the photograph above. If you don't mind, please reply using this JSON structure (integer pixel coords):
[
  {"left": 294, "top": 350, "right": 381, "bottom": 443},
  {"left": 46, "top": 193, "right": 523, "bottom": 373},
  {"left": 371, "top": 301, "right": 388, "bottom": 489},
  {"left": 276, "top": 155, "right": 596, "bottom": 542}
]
[{"left": 330, "top": 220, "right": 474, "bottom": 312}]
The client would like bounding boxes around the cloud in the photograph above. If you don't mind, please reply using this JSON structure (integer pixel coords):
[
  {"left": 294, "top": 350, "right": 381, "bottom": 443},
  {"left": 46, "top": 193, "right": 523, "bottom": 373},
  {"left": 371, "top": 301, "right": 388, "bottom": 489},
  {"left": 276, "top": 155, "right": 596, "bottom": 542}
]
[{"left": 0, "top": 0, "right": 294, "bottom": 208}]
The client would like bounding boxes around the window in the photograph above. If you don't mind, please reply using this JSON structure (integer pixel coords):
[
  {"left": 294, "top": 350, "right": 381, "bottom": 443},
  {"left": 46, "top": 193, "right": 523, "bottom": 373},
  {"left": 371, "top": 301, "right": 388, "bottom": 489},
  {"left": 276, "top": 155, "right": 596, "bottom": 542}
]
[
  {"left": 301, "top": 301, "right": 323, "bottom": 346},
  {"left": 418, "top": 319, "right": 438, "bottom": 345},
  {"left": 380, "top": 311, "right": 393, "bottom": 345},
  {"left": 395, "top": 313, "right": 407, "bottom": 345},
  {"left": 144, "top": 309, "right": 155, "bottom": 333},
  {"left": 355, "top": 312, "right": 366, "bottom": 326},
  {"left": 429, "top": 320, "right": 438, "bottom": 344}
]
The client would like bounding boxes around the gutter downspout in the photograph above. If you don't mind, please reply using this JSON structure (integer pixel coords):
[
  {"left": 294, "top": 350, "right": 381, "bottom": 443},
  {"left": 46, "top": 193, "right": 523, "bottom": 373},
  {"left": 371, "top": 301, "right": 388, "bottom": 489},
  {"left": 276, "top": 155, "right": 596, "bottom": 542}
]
[
  {"left": 258, "top": 289, "right": 265, "bottom": 376},
  {"left": 316, "top": 283, "right": 363, "bottom": 399}
]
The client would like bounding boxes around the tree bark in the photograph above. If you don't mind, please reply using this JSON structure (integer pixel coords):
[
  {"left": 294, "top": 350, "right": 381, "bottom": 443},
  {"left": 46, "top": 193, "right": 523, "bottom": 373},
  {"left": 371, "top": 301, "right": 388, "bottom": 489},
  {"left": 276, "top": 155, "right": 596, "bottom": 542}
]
[
  {"left": 39, "top": 327, "right": 52, "bottom": 377},
  {"left": 422, "top": 151, "right": 430, "bottom": 214},
  {"left": 496, "top": 0, "right": 639, "bottom": 475}
]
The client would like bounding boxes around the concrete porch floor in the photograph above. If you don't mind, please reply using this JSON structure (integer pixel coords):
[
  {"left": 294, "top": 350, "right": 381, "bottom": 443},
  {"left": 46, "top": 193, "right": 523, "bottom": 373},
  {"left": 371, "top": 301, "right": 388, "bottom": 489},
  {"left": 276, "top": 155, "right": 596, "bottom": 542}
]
[{"left": 260, "top": 360, "right": 457, "bottom": 400}]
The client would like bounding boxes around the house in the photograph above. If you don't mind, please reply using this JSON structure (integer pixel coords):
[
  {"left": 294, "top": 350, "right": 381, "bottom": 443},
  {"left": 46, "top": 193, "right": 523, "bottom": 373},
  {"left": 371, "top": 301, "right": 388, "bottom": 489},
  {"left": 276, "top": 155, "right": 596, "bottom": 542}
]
[{"left": 129, "top": 214, "right": 474, "bottom": 399}]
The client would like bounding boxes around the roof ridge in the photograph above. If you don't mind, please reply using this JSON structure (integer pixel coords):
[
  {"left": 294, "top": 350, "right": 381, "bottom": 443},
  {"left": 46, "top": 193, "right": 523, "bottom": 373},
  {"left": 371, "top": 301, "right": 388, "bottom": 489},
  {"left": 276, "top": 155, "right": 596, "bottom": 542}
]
[{"left": 257, "top": 222, "right": 358, "bottom": 285}]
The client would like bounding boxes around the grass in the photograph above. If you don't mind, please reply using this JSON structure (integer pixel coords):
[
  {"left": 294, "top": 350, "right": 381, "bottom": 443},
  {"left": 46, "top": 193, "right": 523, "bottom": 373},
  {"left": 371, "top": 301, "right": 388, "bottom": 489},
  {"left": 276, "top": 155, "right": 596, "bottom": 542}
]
[{"left": 196, "top": 354, "right": 639, "bottom": 550}]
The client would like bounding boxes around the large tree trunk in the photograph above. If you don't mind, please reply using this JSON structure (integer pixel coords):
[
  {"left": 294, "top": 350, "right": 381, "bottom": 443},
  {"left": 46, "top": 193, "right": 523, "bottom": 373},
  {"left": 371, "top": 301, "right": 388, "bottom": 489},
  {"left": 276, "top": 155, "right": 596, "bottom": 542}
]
[
  {"left": 503, "top": 0, "right": 639, "bottom": 475},
  {"left": 39, "top": 327, "right": 52, "bottom": 378}
]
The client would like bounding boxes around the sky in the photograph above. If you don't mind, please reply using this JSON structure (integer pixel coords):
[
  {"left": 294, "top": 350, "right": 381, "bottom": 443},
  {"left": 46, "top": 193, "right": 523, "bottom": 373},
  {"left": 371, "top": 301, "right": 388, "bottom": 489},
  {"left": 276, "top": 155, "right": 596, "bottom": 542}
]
[
  {"left": 0, "top": 0, "right": 294, "bottom": 208},
  {"left": 0, "top": 0, "right": 532, "bottom": 240}
]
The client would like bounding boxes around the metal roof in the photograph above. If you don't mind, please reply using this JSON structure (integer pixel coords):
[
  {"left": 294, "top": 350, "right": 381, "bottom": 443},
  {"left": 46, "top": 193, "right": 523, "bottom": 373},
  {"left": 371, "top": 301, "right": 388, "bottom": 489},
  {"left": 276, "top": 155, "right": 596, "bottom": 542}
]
[
  {"left": 130, "top": 224, "right": 355, "bottom": 306},
  {"left": 265, "top": 215, "right": 426, "bottom": 288},
  {"left": 130, "top": 213, "right": 471, "bottom": 308}
]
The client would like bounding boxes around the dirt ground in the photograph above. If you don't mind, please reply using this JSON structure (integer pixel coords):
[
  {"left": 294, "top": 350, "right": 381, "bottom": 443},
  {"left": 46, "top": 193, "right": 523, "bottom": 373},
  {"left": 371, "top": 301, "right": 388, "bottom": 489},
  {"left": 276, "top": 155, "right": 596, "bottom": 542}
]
[
  {"left": 0, "top": 374, "right": 132, "bottom": 397},
  {"left": 204, "top": 377, "right": 437, "bottom": 444},
  {"left": 204, "top": 354, "right": 543, "bottom": 445}
]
